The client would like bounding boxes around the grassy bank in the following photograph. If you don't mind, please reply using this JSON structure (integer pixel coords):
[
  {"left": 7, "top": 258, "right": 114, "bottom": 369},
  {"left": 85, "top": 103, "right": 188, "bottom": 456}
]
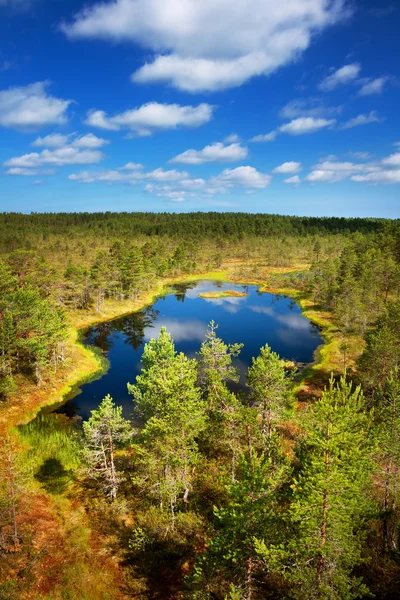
[
  {"left": 199, "top": 290, "right": 248, "bottom": 299},
  {"left": 1, "top": 263, "right": 362, "bottom": 431}
]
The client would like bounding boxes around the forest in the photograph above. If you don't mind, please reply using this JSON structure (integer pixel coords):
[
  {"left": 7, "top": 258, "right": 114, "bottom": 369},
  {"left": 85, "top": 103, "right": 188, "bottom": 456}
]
[{"left": 1, "top": 211, "right": 400, "bottom": 600}]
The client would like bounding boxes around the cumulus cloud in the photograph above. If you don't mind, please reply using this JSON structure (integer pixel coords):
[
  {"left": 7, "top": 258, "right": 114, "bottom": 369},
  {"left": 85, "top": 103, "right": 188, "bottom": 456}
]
[
  {"left": 4, "top": 147, "right": 104, "bottom": 169},
  {"left": 358, "top": 76, "right": 389, "bottom": 96},
  {"left": 352, "top": 171, "right": 400, "bottom": 184},
  {"left": 251, "top": 131, "right": 277, "bottom": 143},
  {"left": 68, "top": 167, "right": 190, "bottom": 185},
  {"left": 170, "top": 142, "right": 248, "bottom": 165},
  {"left": 62, "top": 0, "right": 350, "bottom": 92},
  {"left": 340, "top": 111, "right": 382, "bottom": 129},
  {"left": 272, "top": 161, "right": 302, "bottom": 174},
  {"left": 85, "top": 102, "right": 214, "bottom": 135},
  {"left": 305, "top": 160, "right": 375, "bottom": 183},
  {"left": 68, "top": 162, "right": 272, "bottom": 201},
  {"left": 32, "top": 133, "right": 71, "bottom": 148},
  {"left": 279, "top": 97, "right": 342, "bottom": 119},
  {"left": 304, "top": 153, "right": 400, "bottom": 185},
  {"left": 6, "top": 167, "right": 42, "bottom": 176},
  {"left": 32, "top": 132, "right": 110, "bottom": 149},
  {"left": 319, "top": 62, "right": 361, "bottom": 90},
  {"left": 224, "top": 133, "right": 240, "bottom": 144},
  {"left": 210, "top": 166, "right": 271, "bottom": 189},
  {"left": 279, "top": 117, "right": 336, "bottom": 135},
  {"left": 0, "top": 82, "right": 72, "bottom": 130},
  {"left": 284, "top": 175, "right": 301, "bottom": 184},
  {"left": 382, "top": 152, "right": 400, "bottom": 168},
  {"left": 252, "top": 117, "right": 335, "bottom": 142}
]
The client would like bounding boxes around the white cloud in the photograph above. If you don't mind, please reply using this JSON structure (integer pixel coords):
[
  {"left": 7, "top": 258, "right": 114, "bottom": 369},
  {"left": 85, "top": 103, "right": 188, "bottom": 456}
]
[
  {"left": 382, "top": 152, "right": 400, "bottom": 168},
  {"left": 280, "top": 97, "right": 342, "bottom": 119},
  {"left": 68, "top": 167, "right": 190, "bottom": 185},
  {"left": 32, "top": 132, "right": 110, "bottom": 149},
  {"left": 358, "top": 76, "right": 388, "bottom": 96},
  {"left": 170, "top": 142, "right": 248, "bottom": 165},
  {"left": 145, "top": 168, "right": 189, "bottom": 182},
  {"left": 62, "top": 0, "right": 349, "bottom": 92},
  {"left": 279, "top": 117, "right": 336, "bottom": 135},
  {"left": 352, "top": 171, "right": 400, "bottom": 184},
  {"left": 85, "top": 102, "right": 214, "bottom": 135},
  {"left": 284, "top": 175, "right": 301, "bottom": 184},
  {"left": 6, "top": 167, "right": 40, "bottom": 176},
  {"left": 0, "top": 82, "right": 72, "bottom": 130},
  {"left": 272, "top": 161, "right": 302, "bottom": 174},
  {"left": 319, "top": 63, "right": 360, "bottom": 91},
  {"left": 32, "top": 133, "right": 71, "bottom": 148},
  {"left": 4, "top": 147, "right": 104, "bottom": 169},
  {"left": 224, "top": 133, "right": 240, "bottom": 144},
  {"left": 305, "top": 159, "right": 375, "bottom": 183},
  {"left": 305, "top": 169, "right": 344, "bottom": 183},
  {"left": 72, "top": 133, "right": 110, "bottom": 148},
  {"left": 68, "top": 162, "right": 272, "bottom": 201},
  {"left": 120, "top": 162, "right": 143, "bottom": 171},
  {"left": 251, "top": 131, "right": 277, "bottom": 143},
  {"left": 211, "top": 166, "right": 271, "bottom": 189},
  {"left": 341, "top": 111, "right": 382, "bottom": 129}
]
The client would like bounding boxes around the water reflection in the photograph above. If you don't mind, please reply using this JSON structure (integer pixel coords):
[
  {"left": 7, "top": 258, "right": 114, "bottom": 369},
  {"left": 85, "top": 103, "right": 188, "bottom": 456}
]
[{"left": 58, "top": 280, "right": 322, "bottom": 419}]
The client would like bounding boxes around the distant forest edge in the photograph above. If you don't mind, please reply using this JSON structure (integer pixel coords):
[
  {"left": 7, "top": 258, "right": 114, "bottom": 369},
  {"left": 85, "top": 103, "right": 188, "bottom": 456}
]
[{"left": 0, "top": 211, "right": 392, "bottom": 242}]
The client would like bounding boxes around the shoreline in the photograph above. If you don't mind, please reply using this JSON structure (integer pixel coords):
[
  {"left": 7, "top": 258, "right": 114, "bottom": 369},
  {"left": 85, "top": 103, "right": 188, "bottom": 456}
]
[{"left": 1, "top": 267, "right": 361, "bottom": 432}]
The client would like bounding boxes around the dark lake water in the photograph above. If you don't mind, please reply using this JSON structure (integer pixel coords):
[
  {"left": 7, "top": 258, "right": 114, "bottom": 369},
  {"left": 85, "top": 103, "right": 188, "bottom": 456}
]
[{"left": 58, "top": 280, "right": 322, "bottom": 420}]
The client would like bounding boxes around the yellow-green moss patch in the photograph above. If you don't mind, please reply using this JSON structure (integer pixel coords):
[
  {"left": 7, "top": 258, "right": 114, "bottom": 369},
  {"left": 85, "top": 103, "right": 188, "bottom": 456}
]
[{"left": 199, "top": 290, "right": 248, "bottom": 299}]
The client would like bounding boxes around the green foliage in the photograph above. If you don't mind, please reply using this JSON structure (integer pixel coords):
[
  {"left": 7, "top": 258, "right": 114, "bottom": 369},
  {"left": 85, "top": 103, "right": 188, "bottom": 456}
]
[
  {"left": 83, "top": 394, "right": 131, "bottom": 500},
  {"left": 358, "top": 300, "right": 400, "bottom": 390},
  {"left": 129, "top": 328, "right": 206, "bottom": 521},
  {"left": 257, "top": 376, "right": 374, "bottom": 600},
  {"left": 247, "top": 344, "right": 293, "bottom": 436},
  {"left": 19, "top": 414, "right": 81, "bottom": 494}
]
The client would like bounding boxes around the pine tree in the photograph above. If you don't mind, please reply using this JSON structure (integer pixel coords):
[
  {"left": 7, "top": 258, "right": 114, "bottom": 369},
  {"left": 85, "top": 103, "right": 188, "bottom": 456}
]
[
  {"left": 129, "top": 328, "right": 206, "bottom": 523},
  {"left": 257, "top": 376, "right": 373, "bottom": 600},
  {"left": 198, "top": 321, "right": 243, "bottom": 406},
  {"left": 83, "top": 395, "right": 131, "bottom": 500},
  {"left": 374, "top": 368, "right": 400, "bottom": 554},
  {"left": 246, "top": 344, "right": 293, "bottom": 437},
  {"left": 191, "top": 439, "right": 288, "bottom": 600}
]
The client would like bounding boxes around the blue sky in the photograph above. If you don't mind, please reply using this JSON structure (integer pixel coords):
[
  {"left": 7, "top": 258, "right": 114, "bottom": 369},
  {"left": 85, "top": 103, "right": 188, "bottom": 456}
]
[{"left": 0, "top": 0, "right": 399, "bottom": 217}]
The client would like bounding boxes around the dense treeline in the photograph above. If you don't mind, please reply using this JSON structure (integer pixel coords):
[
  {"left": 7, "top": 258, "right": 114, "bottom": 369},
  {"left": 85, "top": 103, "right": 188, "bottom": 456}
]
[
  {"left": 0, "top": 212, "right": 388, "bottom": 247},
  {"left": 1, "top": 212, "right": 400, "bottom": 599}
]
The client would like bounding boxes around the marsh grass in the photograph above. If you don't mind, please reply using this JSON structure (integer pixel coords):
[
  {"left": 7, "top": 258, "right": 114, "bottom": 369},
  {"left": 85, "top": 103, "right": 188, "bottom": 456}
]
[{"left": 18, "top": 414, "right": 82, "bottom": 494}]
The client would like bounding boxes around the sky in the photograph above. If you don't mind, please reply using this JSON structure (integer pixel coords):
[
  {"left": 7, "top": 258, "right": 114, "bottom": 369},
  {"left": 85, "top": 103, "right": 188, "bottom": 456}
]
[{"left": 0, "top": 0, "right": 399, "bottom": 217}]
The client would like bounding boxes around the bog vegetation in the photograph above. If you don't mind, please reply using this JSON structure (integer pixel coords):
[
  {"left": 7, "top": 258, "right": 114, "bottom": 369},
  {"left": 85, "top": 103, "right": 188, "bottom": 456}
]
[{"left": 0, "top": 211, "right": 400, "bottom": 599}]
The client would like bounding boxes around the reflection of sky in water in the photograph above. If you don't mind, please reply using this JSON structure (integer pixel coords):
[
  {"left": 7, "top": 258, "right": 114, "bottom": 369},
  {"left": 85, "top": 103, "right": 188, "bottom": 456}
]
[{"left": 58, "top": 281, "right": 322, "bottom": 420}]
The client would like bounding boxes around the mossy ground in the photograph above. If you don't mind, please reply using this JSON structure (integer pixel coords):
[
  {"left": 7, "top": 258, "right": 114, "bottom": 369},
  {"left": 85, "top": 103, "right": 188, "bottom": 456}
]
[{"left": 199, "top": 290, "right": 248, "bottom": 299}]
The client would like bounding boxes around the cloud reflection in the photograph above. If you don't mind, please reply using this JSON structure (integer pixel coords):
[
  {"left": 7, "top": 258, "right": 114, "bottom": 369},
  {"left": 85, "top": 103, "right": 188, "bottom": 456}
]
[
  {"left": 144, "top": 318, "right": 207, "bottom": 343},
  {"left": 249, "top": 305, "right": 311, "bottom": 331}
]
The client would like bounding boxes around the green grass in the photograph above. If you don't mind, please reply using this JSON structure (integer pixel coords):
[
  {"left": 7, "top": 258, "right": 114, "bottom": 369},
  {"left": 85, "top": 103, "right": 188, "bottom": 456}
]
[
  {"left": 199, "top": 290, "right": 248, "bottom": 299},
  {"left": 18, "top": 414, "right": 82, "bottom": 494}
]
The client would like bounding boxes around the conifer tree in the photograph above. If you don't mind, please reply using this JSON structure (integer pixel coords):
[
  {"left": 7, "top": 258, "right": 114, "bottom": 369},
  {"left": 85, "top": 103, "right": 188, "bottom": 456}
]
[
  {"left": 246, "top": 344, "right": 293, "bottom": 437},
  {"left": 374, "top": 368, "right": 400, "bottom": 554},
  {"left": 256, "top": 376, "right": 374, "bottom": 600},
  {"left": 83, "top": 395, "right": 131, "bottom": 500},
  {"left": 129, "top": 328, "right": 206, "bottom": 522}
]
